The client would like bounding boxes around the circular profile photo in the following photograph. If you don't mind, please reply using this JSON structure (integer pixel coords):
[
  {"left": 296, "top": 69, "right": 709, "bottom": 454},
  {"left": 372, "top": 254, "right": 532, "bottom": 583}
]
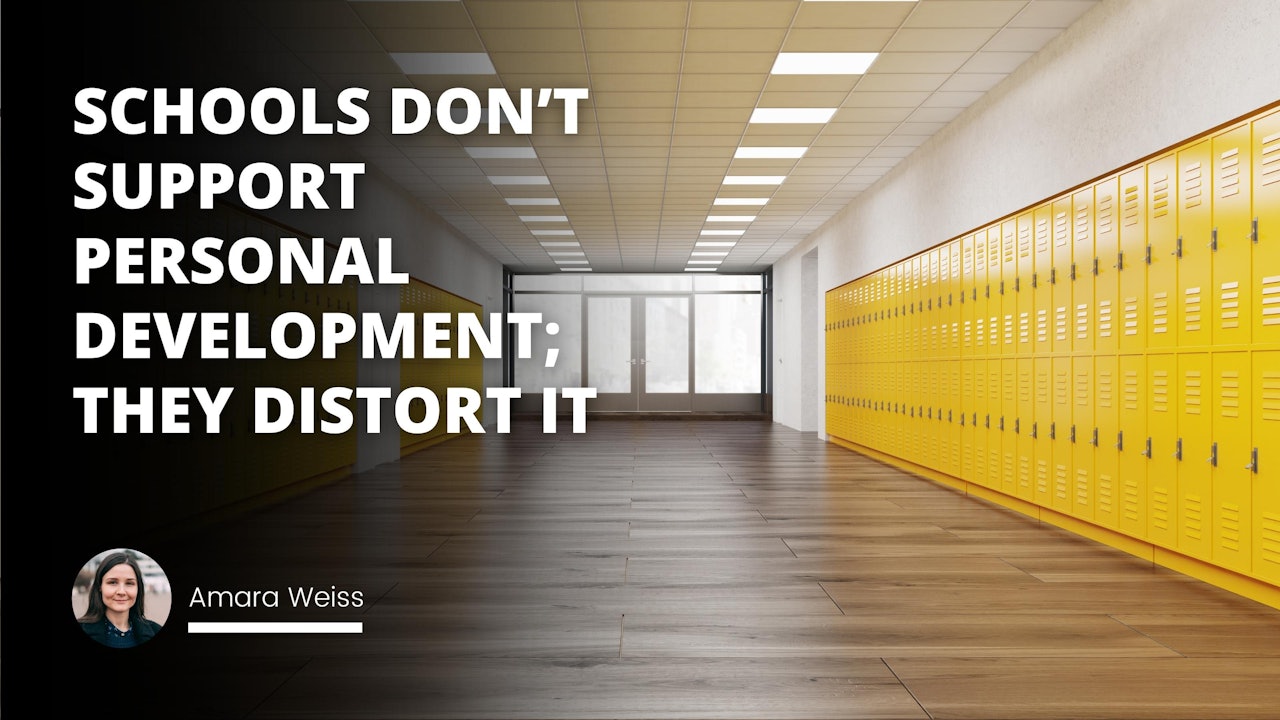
[{"left": 72, "top": 548, "right": 171, "bottom": 648}]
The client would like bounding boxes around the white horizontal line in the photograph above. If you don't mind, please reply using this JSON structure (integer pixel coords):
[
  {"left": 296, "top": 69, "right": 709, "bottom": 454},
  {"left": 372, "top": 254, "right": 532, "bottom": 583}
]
[{"left": 188, "top": 622, "right": 363, "bottom": 634}]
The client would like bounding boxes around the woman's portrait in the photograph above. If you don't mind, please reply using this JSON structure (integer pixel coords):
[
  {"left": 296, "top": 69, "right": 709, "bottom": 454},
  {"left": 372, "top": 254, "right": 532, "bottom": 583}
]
[{"left": 73, "top": 549, "right": 170, "bottom": 648}]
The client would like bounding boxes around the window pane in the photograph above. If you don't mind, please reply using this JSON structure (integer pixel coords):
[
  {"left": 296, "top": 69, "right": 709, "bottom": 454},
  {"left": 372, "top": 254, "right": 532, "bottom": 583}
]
[
  {"left": 514, "top": 294, "right": 581, "bottom": 392},
  {"left": 587, "top": 297, "right": 632, "bottom": 392},
  {"left": 695, "top": 294, "right": 761, "bottom": 393},
  {"left": 514, "top": 275, "right": 583, "bottom": 292},
  {"left": 693, "top": 275, "right": 762, "bottom": 292},
  {"left": 645, "top": 297, "right": 688, "bottom": 393},
  {"left": 583, "top": 275, "right": 692, "bottom": 292}
]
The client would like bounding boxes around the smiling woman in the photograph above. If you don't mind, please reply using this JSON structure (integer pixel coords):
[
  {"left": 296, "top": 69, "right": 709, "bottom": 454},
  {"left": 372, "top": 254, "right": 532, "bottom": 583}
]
[{"left": 73, "top": 550, "right": 170, "bottom": 649}]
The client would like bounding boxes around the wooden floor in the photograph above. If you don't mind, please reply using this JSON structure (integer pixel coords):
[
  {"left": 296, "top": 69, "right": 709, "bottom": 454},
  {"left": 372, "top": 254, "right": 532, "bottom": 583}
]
[{"left": 174, "top": 419, "right": 1280, "bottom": 719}]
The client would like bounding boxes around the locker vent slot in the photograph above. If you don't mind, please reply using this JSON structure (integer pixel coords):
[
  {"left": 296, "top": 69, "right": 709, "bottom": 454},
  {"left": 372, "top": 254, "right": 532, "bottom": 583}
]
[
  {"left": 1217, "top": 147, "right": 1241, "bottom": 198},
  {"left": 1184, "top": 495, "right": 1204, "bottom": 540},
  {"left": 1123, "top": 297, "right": 1139, "bottom": 336},
  {"left": 1005, "top": 314, "right": 1014, "bottom": 346},
  {"left": 1262, "top": 275, "right": 1280, "bottom": 327},
  {"left": 1262, "top": 131, "right": 1280, "bottom": 186},
  {"left": 1056, "top": 306, "right": 1069, "bottom": 342},
  {"left": 1075, "top": 205, "right": 1091, "bottom": 245},
  {"left": 1263, "top": 372, "right": 1280, "bottom": 421},
  {"left": 1123, "top": 480, "right": 1141, "bottom": 523},
  {"left": 975, "top": 317, "right": 985, "bottom": 347},
  {"left": 1036, "top": 218, "right": 1050, "bottom": 254},
  {"left": 1097, "top": 191, "right": 1115, "bottom": 236},
  {"left": 1098, "top": 474, "right": 1114, "bottom": 517},
  {"left": 1219, "top": 370, "right": 1240, "bottom": 419},
  {"left": 1220, "top": 280, "right": 1240, "bottom": 329},
  {"left": 1098, "top": 299, "right": 1113, "bottom": 338},
  {"left": 1036, "top": 459, "right": 1049, "bottom": 496},
  {"left": 1019, "top": 312, "right": 1030, "bottom": 344},
  {"left": 1152, "top": 487, "right": 1171, "bottom": 531},
  {"left": 1076, "top": 303, "right": 1090, "bottom": 340},
  {"left": 1036, "top": 309, "right": 1049, "bottom": 344},
  {"left": 1123, "top": 371, "right": 1140, "bottom": 410},
  {"left": 1098, "top": 369, "right": 1114, "bottom": 409},
  {"left": 1184, "top": 370, "right": 1202, "bottom": 415},
  {"left": 1122, "top": 184, "right": 1140, "bottom": 226},
  {"left": 1262, "top": 513, "right": 1280, "bottom": 565},
  {"left": 1054, "top": 211, "right": 1069, "bottom": 247},
  {"left": 1219, "top": 503, "right": 1242, "bottom": 550},
  {"left": 1153, "top": 291, "right": 1169, "bottom": 334},
  {"left": 1055, "top": 464, "right": 1070, "bottom": 502},
  {"left": 1183, "top": 161, "right": 1203, "bottom": 209},
  {"left": 1152, "top": 173, "right": 1170, "bottom": 218},
  {"left": 1075, "top": 469, "right": 1090, "bottom": 508},
  {"left": 1184, "top": 286, "right": 1202, "bottom": 332}
]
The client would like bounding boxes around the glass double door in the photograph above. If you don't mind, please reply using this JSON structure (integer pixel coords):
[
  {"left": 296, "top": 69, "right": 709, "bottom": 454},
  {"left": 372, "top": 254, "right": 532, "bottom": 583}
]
[{"left": 586, "top": 295, "right": 691, "bottom": 411}]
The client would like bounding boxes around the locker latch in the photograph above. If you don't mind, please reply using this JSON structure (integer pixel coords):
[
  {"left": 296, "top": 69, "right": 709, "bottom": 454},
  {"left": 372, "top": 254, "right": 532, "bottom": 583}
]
[
  {"left": 960, "top": 414, "right": 965, "bottom": 426},
  {"left": 1115, "top": 252, "right": 1124, "bottom": 271},
  {"left": 1069, "top": 425, "right": 1077, "bottom": 443},
  {"left": 1251, "top": 217, "right": 1259, "bottom": 244},
  {"left": 1014, "top": 276, "right": 1021, "bottom": 292},
  {"left": 1145, "top": 245, "right": 1152, "bottom": 265},
  {"left": 973, "top": 413, "right": 979, "bottom": 426},
  {"left": 1091, "top": 428, "right": 1099, "bottom": 447},
  {"left": 972, "top": 288, "right": 978, "bottom": 301},
  {"left": 1208, "top": 441, "right": 1218, "bottom": 467},
  {"left": 960, "top": 290, "right": 965, "bottom": 304},
  {"left": 1174, "top": 438, "right": 1182, "bottom": 461},
  {"left": 927, "top": 407, "right": 933, "bottom": 419},
  {"left": 1210, "top": 228, "right": 1218, "bottom": 252},
  {"left": 948, "top": 410, "right": 953, "bottom": 423},
  {"left": 1030, "top": 422, "right": 1037, "bottom": 439},
  {"left": 998, "top": 416, "right": 1005, "bottom": 431},
  {"left": 1049, "top": 422, "right": 1056, "bottom": 440},
  {"left": 985, "top": 284, "right": 991, "bottom": 298},
  {"left": 928, "top": 298, "right": 933, "bottom": 310},
  {"left": 1014, "top": 418, "right": 1020, "bottom": 434},
  {"left": 1247, "top": 447, "right": 1258, "bottom": 473},
  {"left": 1070, "top": 263, "right": 1078, "bottom": 280},
  {"left": 1116, "top": 431, "right": 1123, "bottom": 451},
  {"left": 985, "top": 414, "right": 990, "bottom": 429},
  {"left": 1092, "top": 257, "right": 1099, "bottom": 276},
  {"left": 1143, "top": 437, "right": 1152, "bottom": 459},
  {"left": 948, "top": 293, "right": 953, "bottom": 306},
  {"left": 1000, "top": 280, "right": 1005, "bottom": 295},
  {"left": 1175, "top": 235, "right": 1183, "bottom": 258},
  {"left": 1050, "top": 267, "right": 1057, "bottom": 285},
  {"left": 1032, "top": 273, "right": 1038, "bottom": 288}
]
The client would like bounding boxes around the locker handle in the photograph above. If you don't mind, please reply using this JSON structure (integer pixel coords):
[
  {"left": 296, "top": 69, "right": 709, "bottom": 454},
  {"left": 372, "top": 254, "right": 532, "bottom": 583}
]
[
  {"left": 1247, "top": 447, "right": 1258, "bottom": 473},
  {"left": 1175, "top": 236, "right": 1183, "bottom": 258},
  {"left": 985, "top": 414, "right": 990, "bottom": 429},
  {"left": 1032, "top": 273, "right": 1038, "bottom": 289},
  {"left": 998, "top": 416, "right": 1005, "bottom": 431},
  {"left": 1145, "top": 245, "right": 1152, "bottom": 265},
  {"left": 1014, "top": 418, "right": 1020, "bottom": 434},
  {"left": 1174, "top": 438, "right": 1182, "bottom": 461},
  {"left": 1030, "top": 422, "right": 1037, "bottom": 439},
  {"left": 1207, "top": 442, "right": 1217, "bottom": 467},
  {"left": 1115, "top": 252, "right": 1124, "bottom": 270},
  {"left": 1143, "top": 437, "right": 1152, "bottom": 459},
  {"left": 973, "top": 413, "right": 979, "bottom": 426},
  {"left": 1049, "top": 422, "right": 1056, "bottom": 440},
  {"left": 1116, "top": 431, "right": 1123, "bottom": 451},
  {"left": 948, "top": 293, "right": 953, "bottom": 306},
  {"left": 1092, "top": 257, "right": 1099, "bottom": 276},
  {"left": 1050, "top": 267, "right": 1057, "bottom": 285},
  {"left": 948, "top": 410, "right": 952, "bottom": 423},
  {"left": 1069, "top": 425, "right": 1077, "bottom": 443},
  {"left": 1209, "top": 228, "right": 1218, "bottom": 251},
  {"left": 1014, "top": 276, "right": 1021, "bottom": 292},
  {"left": 973, "top": 288, "right": 978, "bottom": 301},
  {"left": 1000, "top": 280, "right": 1005, "bottom": 295},
  {"left": 985, "top": 284, "right": 991, "bottom": 298},
  {"left": 960, "top": 414, "right": 966, "bottom": 426},
  {"left": 1070, "top": 263, "right": 1077, "bottom": 281},
  {"left": 1250, "top": 217, "right": 1259, "bottom": 244},
  {"left": 1091, "top": 427, "right": 1099, "bottom": 447}
]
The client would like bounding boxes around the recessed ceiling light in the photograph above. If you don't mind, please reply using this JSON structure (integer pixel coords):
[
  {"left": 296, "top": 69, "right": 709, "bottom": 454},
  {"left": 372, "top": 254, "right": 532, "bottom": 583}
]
[
  {"left": 506, "top": 198, "right": 560, "bottom": 206},
  {"left": 488, "top": 175, "right": 550, "bottom": 185},
  {"left": 684, "top": 268, "right": 716, "bottom": 272},
  {"left": 554, "top": 259, "right": 590, "bottom": 264},
  {"left": 771, "top": 53, "right": 879, "bottom": 75},
  {"left": 561, "top": 268, "right": 593, "bottom": 272},
  {"left": 696, "top": 241, "right": 738, "bottom": 248},
  {"left": 692, "top": 251, "right": 729, "bottom": 257},
  {"left": 701, "top": 230, "right": 745, "bottom": 236},
  {"left": 734, "top": 146, "right": 808, "bottom": 159},
  {"left": 547, "top": 251, "right": 585, "bottom": 257},
  {"left": 688, "top": 260, "right": 724, "bottom": 265},
  {"left": 520, "top": 215, "right": 569, "bottom": 222},
  {"left": 706, "top": 215, "right": 756, "bottom": 222},
  {"left": 390, "top": 53, "right": 495, "bottom": 75},
  {"left": 532, "top": 230, "right": 575, "bottom": 236},
  {"left": 723, "top": 176, "right": 786, "bottom": 185},
  {"left": 748, "top": 108, "right": 836, "bottom": 124},
  {"left": 466, "top": 146, "right": 537, "bottom": 159},
  {"left": 714, "top": 198, "right": 770, "bottom": 206},
  {"left": 539, "top": 241, "right": 581, "bottom": 247}
]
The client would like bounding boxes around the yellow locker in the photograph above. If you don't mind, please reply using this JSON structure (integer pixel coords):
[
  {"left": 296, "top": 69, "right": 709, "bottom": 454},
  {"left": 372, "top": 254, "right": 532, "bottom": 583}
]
[
  {"left": 1001, "top": 357, "right": 1018, "bottom": 496},
  {"left": 962, "top": 233, "right": 977, "bottom": 358},
  {"left": 929, "top": 248, "right": 941, "bottom": 361},
  {"left": 1148, "top": 153, "right": 1178, "bottom": 349},
  {"left": 1034, "top": 203, "right": 1054, "bottom": 353},
  {"left": 974, "top": 229, "right": 989, "bottom": 355},
  {"left": 1177, "top": 352, "right": 1213, "bottom": 561},
  {"left": 1053, "top": 195, "right": 1073, "bottom": 354},
  {"left": 948, "top": 239, "right": 962, "bottom": 359},
  {"left": 910, "top": 255, "right": 922, "bottom": 358},
  {"left": 1017, "top": 211, "right": 1035, "bottom": 355},
  {"left": 1095, "top": 176, "right": 1120, "bottom": 354},
  {"left": 973, "top": 356, "right": 989, "bottom": 486},
  {"left": 1178, "top": 139, "right": 1213, "bottom": 347},
  {"left": 948, "top": 359, "right": 963, "bottom": 476},
  {"left": 1052, "top": 356, "right": 1073, "bottom": 513},
  {"left": 938, "top": 244, "right": 952, "bottom": 359},
  {"left": 1034, "top": 357, "right": 1054, "bottom": 507},
  {"left": 1212, "top": 124, "right": 1253, "bottom": 347},
  {"left": 988, "top": 358, "right": 1005, "bottom": 491},
  {"left": 1072, "top": 356, "right": 1095, "bottom": 521},
  {"left": 962, "top": 358, "right": 977, "bottom": 483},
  {"left": 986, "top": 226, "right": 1003, "bottom": 358},
  {"left": 1119, "top": 166, "right": 1147, "bottom": 353},
  {"left": 1001, "top": 219, "right": 1018, "bottom": 355},
  {"left": 1254, "top": 351, "right": 1280, "bottom": 584},
  {"left": 1212, "top": 351, "right": 1251, "bottom": 573},
  {"left": 1016, "top": 357, "right": 1035, "bottom": 501},
  {"left": 1252, "top": 110, "right": 1280, "bottom": 346},
  {"left": 1095, "top": 355, "right": 1120, "bottom": 529},
  {"left": 1118, "top": 355, "right": 1148, "bottom": 540},
  {"left": 1072, "top": 187, "right": 1095, "bottom": 353}
]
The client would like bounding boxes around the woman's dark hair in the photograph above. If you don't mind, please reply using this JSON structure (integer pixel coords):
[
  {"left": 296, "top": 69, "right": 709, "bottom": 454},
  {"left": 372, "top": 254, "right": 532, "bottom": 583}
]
[{"left": 78, "top": 551, "right": 147, "bottom": 626}]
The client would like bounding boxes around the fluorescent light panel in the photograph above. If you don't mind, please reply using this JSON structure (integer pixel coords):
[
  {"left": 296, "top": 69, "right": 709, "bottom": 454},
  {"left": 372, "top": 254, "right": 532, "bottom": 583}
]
[
  {"left": 532, "top": 230, "right": 575, "bottom": 236},
  {"left": 771, "top": 53, "right": 879, "bottom": 75},
  {"left": 692, "top": 252, "right": 729, "bottom": 257},
  {"left": 390, "top": 53, "right": 495, "bottom": 75},
  {"left": 562, "top": 268, "right": 593, "bottom": 272},
  {"left": 701, "top": 230, "right": 745, "bottom": 236},
  {"left": 734, "top": 146, "right": 808, "bottom": 159},
  {"left": 488, "top": 175, "right": 550, "bottom": 185},
  {"left": 723, "top": 176, "right": 786, "bottom": 185},
  {"left": 706, "top": 215, "right": 756, "bottom": 222},
  {"left": 684, "top": 268, "right": 716, "bottom": 272},
  {"left": 554, "top": 259, "right": 590, "bottom": 264},
  {"left": 688, "top": 260, "right": 723, "bottom": 265},
  {"left": 520, "top": 215, "right": 569, "bottom": 222},
  {"left": 748, "top": 108, "right": 836, "bottom": 124},
  {"left": 547, "top": 251, "right": 585, "bottom": 257},
  {"left": 714, "top": 198, "right": 769, "bottom": 206},
  {"left": 506, "top": 198, "right": 559, "bottom": 206},
  {"left": 696, "top": 241, "right": 737, "bottom": 248},
  {"left": 539, "top": 241, "right": 580, "bottom": 247},
  {"left": 465, "top": 146, "right": 537, "bottom": 159}
]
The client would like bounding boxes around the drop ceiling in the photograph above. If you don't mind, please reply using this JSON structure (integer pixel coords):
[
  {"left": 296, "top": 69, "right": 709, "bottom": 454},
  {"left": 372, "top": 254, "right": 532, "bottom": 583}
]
[{"left": 249, "top": 0, "right": 1100, "bottom": 273}]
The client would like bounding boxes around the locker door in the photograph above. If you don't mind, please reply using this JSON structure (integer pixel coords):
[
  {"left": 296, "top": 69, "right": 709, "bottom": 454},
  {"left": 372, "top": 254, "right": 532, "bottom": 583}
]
[
  {"left": 987, "top": 226, "right": 1003, "bottom": 359},
  {"left": 1118, "top": 166, "right": 1147, "bottom": 353},
  {"left": 1254, "top": 351, "right": 1280, "bottom": 584},
  {"left": 1072, "top": 356, "right": 1095, "bottom": 521},
  {"left": 949, "top": 239, "right": 962, "bottom": 359},
  {"left": 936, "top": 246, "right": 948, "bottom": 360},
  {"left": 1073, "top": 187, "right": 1095, "bottom": 353},
  {"left": 1095, "top": 355, "right": 1120, "bottom": 529},
  {"left": 1033, "top": 203, "right": 1054, "bottom": 354},
  {"left": 1001, "top": 357, "right": 1018, "bottom": 496},
  {"left": 1178, "top": 140, "right": 1213, "bottom": 347},
  {"left": 1095, "top": 176, "right": 1120, "bottom": 355},
  {"left": 962, "top": 233, "right": 976, "bottom": 358},
  {"left": 974, "top": 229, "right": 989, "bottom": 356},
  {"left": 1252, "top": 110, "right": 1280, "bottom": 345},
  {"left": 930, "top": 248, "right": 941, "bottom": 361},
  {"left": 948, "top": 359, "right": 963, "bottom": 476},
  {"left": 1212, "top": 124, "right": 1252, "bottom": 347},
  {"left": 1052, "top": 357, "right": 1073, "bottom": 514},
  {"left": 1147, "top": 354, "right": 1178, "bottom": 549},
  {"left": 1177, "top": 352, "right": 1213, "bottom": 561},
  {"left": 1052, "top": 195, "right": 1073, "bottom": 354},
  {"left": 1212, "top": 351, "right": 1251, "bottom": 573},
  {"left": 1002, "top": 219, "right": 1018, "bottom": 356},
  {"left": 973, "top": 357, "right": 989, "bottom": 486},
  {"left": 1118, "top": 355, "right": 1148, "bottom": 540},
  {"left": 1017, "top": 211, "right": 1035, "bottom": 355},
  {"left": 962, "top": 358, "right": 977, "bottom": 483},
  {"left": 1034, "top": 357, "right": 1054, "bottom": 507},
  {"left": 1147, "top": 154, "right": 1178, "bottom": 349},
  {"left": 910, "top": 255, "right": 922, "bottom": 359},
  {"left": 986, "top": 358, "right": 1003, "bottom": 489},
  {"left": 1017, "top": 357, "right": 1035, "bottom": 501}
]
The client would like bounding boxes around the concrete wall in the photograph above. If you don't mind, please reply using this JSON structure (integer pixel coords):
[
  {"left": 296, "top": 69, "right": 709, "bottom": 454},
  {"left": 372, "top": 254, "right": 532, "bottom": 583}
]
[{"left": 772, "top": 0, "right": 1280, "bottom": 435}]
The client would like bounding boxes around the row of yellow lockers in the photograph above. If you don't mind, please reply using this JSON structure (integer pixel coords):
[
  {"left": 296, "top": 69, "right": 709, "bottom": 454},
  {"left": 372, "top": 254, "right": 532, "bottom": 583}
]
[
  {"left": 827, "top": 351, "right": 1279, "bottom": 585},
  {"left": 827, "top": 107, "right": 1280, "bottom": 362},
  {"left": 399, "top": 277, "right": 486, "bottom": 450}
]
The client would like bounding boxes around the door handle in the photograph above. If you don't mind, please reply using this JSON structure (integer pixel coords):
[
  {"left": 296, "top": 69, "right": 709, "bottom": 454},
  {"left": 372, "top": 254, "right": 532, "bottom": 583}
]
[
  {"left": 1247, "top": 447, "right": 1258, "bottom": 473},
  {"left": 1143, "top": 437, "right": 1152, "bottom": 459},
  {"left": 1207, "top": 442, "right": 1217, "bottom": 467},
  {"left": 1174, "top": 438, "right": 1182, "bottom": 461},
  {"left": 1116, "top": 431, "right": 1123, "bottom": 451}
]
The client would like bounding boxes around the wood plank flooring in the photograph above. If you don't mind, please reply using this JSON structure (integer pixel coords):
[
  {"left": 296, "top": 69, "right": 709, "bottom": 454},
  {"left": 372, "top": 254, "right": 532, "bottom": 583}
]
[{"left": 168, "top": 419, "right": 1280, "bottom": 719}]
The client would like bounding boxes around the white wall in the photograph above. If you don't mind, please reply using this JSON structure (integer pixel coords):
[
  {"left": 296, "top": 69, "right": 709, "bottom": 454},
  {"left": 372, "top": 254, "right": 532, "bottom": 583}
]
[{"left": 773, "top": 0, "right": 1280, "bottom": 435}]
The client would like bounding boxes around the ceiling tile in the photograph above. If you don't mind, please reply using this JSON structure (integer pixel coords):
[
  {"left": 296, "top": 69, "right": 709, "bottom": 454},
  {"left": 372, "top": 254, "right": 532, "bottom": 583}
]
[
  {"left": 959, "top": 51, "right": 1035, "bottom": 73},
  {"left": 884, "top": 28, "right": 999, "bottom": 52},
  {"left": 983, "top": 27, "right": 1065, "bottom": 52},
  {"left": 1009, "top": 1, "right": 1099, "bottom": 29},
  {"left": 467, "top": 1, "right": 580, "bottom": 28},
  {"left": 585, "top": 29, "right": 686, "bottom": 52},
  {"left": 870, "top": 52, "right": 973, "bottom": 74},
  {"left": 579, "top": 1, "right": 689, "bottom": 28},
  {"left": 905, "top": 1, "right": 1027, "bottom": 28},
  {"left": 781, "top": 28, "right": 895, "bottom": 52}
]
